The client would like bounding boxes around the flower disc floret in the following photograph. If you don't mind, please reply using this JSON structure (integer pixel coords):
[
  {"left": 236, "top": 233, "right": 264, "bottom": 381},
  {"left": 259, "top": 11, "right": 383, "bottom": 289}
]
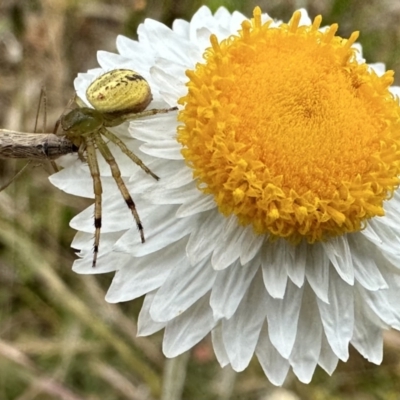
[{"left": 177, "top": 7, "right": 400, "bottom": 243}]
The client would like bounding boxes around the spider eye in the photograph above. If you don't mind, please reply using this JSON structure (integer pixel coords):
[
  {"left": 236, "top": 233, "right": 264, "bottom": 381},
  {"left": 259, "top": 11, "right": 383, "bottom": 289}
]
[
  {"left": 61, "top": 107, "right": 103, "bottom": 135},
  {"left": 86, "top": 69, "right": 152, "bottom": 115}
]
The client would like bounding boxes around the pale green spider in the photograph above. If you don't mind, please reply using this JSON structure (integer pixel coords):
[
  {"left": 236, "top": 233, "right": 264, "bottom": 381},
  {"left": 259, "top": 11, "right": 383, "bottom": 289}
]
[{"left": 54, "top": 69, "right": 178, "bottom": 267}]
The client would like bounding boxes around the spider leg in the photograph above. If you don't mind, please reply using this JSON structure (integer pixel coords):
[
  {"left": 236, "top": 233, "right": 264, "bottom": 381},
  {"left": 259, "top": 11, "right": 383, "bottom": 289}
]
[
  {"left": 105, "top": 106, "right": 178, "bottom": 126},
  {"left": 0, "top": 161, "right": 33, "bottom": 191},
  {"left": 94, "top": 133, "right": 145, "bottom": 243},
  {"left": 101, "top": 127, "right": 159, "bottom": 180},
  {"left": 120, "top": 106, "right": 178, "bottom": 121},
  {"left": 77, "top": 141, "right": 87, "bottom": 163},
  {"left": 74, "top": 95, "right": 86, "bottom": 108},
  {"left": 84, "top": 135, "right": 103, "bottom": 268}
]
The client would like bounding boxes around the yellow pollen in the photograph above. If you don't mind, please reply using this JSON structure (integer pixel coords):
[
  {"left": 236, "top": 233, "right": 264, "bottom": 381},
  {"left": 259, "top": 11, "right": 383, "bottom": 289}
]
[{"left": 177, "top": 8, "right": 400, "bottom": 243}]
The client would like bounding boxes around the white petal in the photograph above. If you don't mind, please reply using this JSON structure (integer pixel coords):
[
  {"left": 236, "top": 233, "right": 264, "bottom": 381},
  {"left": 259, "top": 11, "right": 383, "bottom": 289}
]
[
  {"left": 321, "top": 235, "right": 354, "bottom": 285},
  {"left": 150, "top": 257, "right": 216, "bottom": 322},
  {"left": 116, "top": 35, "right": 155, "bottom": 66},
  {"left": 348, "top": 233, "right": 388, "bottom": 290},
  {"left": 297, "top": 9, "right": 312, "bottom": 26},
  {"left": 176, "top": 193, "right": 216, "bottom": 217},
  {"left": 143, "top": 182, "right": 200, "bottom": 205},
  {"left": 211, "top": 323, "right": 230, "bottom": 367},
  {"left": 389, "top": 85, "right": 400, "bottom": 98},
  {"left": 97, "top": 51, "right": 139, "bottom": 71},
  {"left": 74, "top": 250, "right": 130, "bottom": 273},
  {"left": 214, "top": 7, "right": 232, "bottom": 29},
  {"left": 54, "top": 153, "right": 79, "bottom": 169},
  {"left": 70, "top": 191, "right": 133, "bottom": 233},
  {"left": 137, "top": 291, "right": 166, "bottom": 336},
  {"left": 151, "top": 63, "right": 187, "bottom": 101},
  {"left": 318, "top": 333, "right": 339, "bottom": 375},
  {"left": 106, "top": 238, "right": 188, "bottom": 302},
  {"left": 305, "top": 243, "right": 330, "bottom": 303},
  {"left": 186, "top": 209, "right": 224, "bottom": 264},
  {"left": 114, "top": 204, "right": 197, "bottom": 256},
  {"left": 381, "top": 192, "right": 400, "bottom": 229},
  {"left": 368, "top": 62, "right": 386, "bottom": 76},
  {"left": 172, "top": 18, "right": 190, "bottom": 38},
  {"left": 49, "top": 159, "right": 94, "bottom": 198},
  {"left": 71, "top": 230, "right": 107, "bottom": 257},
  {"left": 352, "top": 43, "right": 365, "bottom": 63},
  {"left": 351, "top": 295, "right": 383, "bottom": 364},
  {"left": 317, "top": 268, "right": 354, "bottom": 361},
  {"left": 130, "top": 112, "right": 178, "bottom": 142},
  {"left": 74, "top": 69, "right": 101, "bottom": 100},
  {"left": 256, "top": 323, "right": 290, "bottom": 386},
  {"left": 289, "top": 285, "right": 322, "bottom": 384},
  {"left": 210, "top": 260, "right": 259, "bottom": 320},
  {"left": 222, "top": 272, "right": 267, "bottom": 371},
  {"left": 154, "top": 161, "right": 193, "bottom": 189},
  {"left": 140, "top": 139, "right": 183, "bottom": 160},
  {"left": 211, "top": 217, "right": 247, "bottom": 270},
  {"left": 364, "top": 219, "right": 400, "bottom": 260},
  {"left": 287, "top": 241, "right": 306, "bottom": 287},
  {"left": 261, "top": 240, "right": 289, "bottom": 298},
  {"left": 230, "top": 11, "right": 248, "bottom": 33},
  {"left": 266, "top": 281, "right": 304, "bottom": 359},
  {"left": 71, "top": 230, "right": 97, "bottom": 251},
  {"left": 163, "top": 294, "right": 216, "bottom": 357},
  {"left": 360, "top": 223, "right": 384, "bottom": 247},
  {"left": 139, "top": 18, "right": 195, "bottom": 66},
  {"left": 71, "top": 231, "right": 129, "bottom": 273},
  {"left": 360, "top": 270, "right": 400, "bottom": 329},
  {"left": 359, "top": 281, "right": 400, "bottom": 330},
  {"left": 238, "top": 227, "right": 265, "bottom": 265},
  {"left": 189, "top": 6, "right": 229, "bottom": 48}
]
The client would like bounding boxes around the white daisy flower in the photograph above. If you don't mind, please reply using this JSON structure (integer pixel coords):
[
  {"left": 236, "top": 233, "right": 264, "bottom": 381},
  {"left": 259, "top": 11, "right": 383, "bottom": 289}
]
[{"left": 49, "top": 6, "right": 400, "bottom": 385}]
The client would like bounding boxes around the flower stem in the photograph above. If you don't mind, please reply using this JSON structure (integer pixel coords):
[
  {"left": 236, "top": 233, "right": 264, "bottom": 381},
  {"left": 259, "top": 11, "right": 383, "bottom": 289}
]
[{"left": 161, "top": 352, "right": 190, "bottom": 400}]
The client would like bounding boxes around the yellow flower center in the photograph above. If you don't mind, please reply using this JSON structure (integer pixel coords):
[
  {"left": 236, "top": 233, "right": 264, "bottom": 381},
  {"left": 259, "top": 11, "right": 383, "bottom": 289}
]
[{"left": 177, "top": 7, "right": 400, "bottom": 243}]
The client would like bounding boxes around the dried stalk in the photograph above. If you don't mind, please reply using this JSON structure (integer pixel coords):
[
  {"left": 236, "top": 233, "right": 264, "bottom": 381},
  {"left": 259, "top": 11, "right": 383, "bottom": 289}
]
[{"left": 0, "top": 129, "right": 76, "bottom": 160}]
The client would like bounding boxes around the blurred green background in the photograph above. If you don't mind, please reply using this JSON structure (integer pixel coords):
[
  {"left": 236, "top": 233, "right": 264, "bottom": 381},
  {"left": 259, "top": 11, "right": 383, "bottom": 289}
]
[{"left": 1, "top": 0, "right": 400, "bottom": 399}]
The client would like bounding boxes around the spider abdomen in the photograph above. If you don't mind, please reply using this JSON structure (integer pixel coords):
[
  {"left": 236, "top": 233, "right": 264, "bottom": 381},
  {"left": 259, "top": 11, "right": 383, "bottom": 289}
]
[{"left": 86, "top": 69, "right": 153, "bottom": 116}]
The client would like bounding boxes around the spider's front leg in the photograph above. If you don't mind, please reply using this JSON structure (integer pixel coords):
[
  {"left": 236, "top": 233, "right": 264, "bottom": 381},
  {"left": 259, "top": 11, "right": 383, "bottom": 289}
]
[
  {"left": 84, "top": 135, "right": 103, "bottom": 268},
  {"left": 101, "top": 127, "right": 159, "bottom": 180},
  {"left": 105, "top": 106, "right": 178, "bottom": 126},
  {"left": 77, "top": 141, "right": 87, "bottom": 163},
  {"left": 94, "top": 132, "right": 145, "bottom": 244}
]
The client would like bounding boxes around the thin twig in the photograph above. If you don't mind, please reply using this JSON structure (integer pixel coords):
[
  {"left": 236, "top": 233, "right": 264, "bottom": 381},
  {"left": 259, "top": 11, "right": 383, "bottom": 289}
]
[{"left": 0, "top": 129, "right": 76, "bottom": 160}]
